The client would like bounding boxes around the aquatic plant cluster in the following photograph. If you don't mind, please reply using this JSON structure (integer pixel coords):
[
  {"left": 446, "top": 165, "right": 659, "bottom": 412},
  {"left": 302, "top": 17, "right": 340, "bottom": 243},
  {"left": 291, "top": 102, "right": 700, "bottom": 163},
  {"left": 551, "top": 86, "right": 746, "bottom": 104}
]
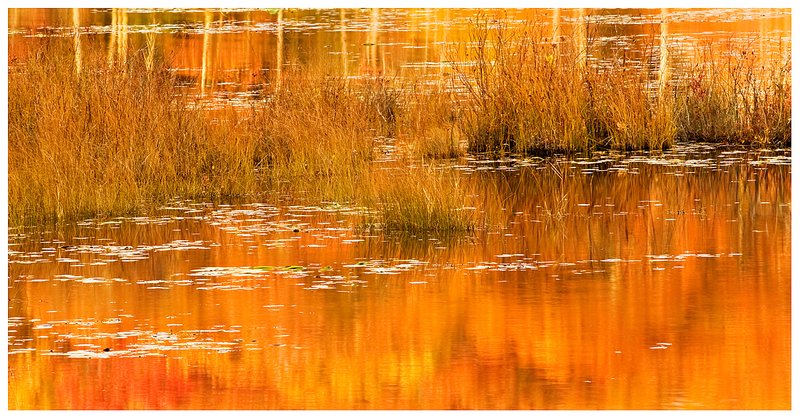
[{"left": 8, "top": 20, "right": 791, "bottom": 227}]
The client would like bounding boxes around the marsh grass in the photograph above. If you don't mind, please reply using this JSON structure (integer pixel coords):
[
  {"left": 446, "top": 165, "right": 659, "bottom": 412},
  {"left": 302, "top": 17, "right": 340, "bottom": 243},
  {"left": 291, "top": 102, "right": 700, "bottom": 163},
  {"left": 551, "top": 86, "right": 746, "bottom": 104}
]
[
  {"left": 8, "top": 43, "right": 398, "bottom": 225},
  {"left": 8, "top": 43, "right": 262, "bottom": 225},
  {"left": 451, "top": 19, "right": 678, "bottom": 154},
  {"left": 363, "top": 166, "right": 475, "bottom": 234},
  {"left": 587, "top": 67, "right": 677, "bottom": 151},
  {"left": 453, "top": 20, "right": 588, "bottom": 154},
  {"left": 399, "top": 84, "right": 465, "bottom": 159},
  {"left": 251, "top": 71, "right": 377, "bottom": 180},
  {"left": 249, "top": 69, "right": 406, "bottom": 206},
  {"left": 8, "top": 24, "right": 791, "bottom": 228},
  {"left": 675, "top": 42, "right": 791, "bottom": 145}
]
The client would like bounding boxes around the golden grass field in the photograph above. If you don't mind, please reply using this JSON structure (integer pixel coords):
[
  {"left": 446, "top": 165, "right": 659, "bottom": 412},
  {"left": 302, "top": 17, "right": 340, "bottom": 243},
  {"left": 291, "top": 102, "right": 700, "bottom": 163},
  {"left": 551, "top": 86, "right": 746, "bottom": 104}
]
[{"left": 8, "top": 21, "right": 791, "bottom": 227}]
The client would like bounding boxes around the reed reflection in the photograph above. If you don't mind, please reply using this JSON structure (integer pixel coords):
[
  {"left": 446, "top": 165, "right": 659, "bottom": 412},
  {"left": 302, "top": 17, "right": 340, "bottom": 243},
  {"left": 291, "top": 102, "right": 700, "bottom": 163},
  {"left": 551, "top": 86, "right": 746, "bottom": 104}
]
[
  {"left": 8, "top": 150, "right": 790, "bottom": 409},
  {"left": 72, "top": 8, "right": 81, "bottom": 74},
  {"left": 659, "top": 8, "right": 670, "bottom": 94},
  {"left": 8, "top": 9, "right": 790, "bottom": 97}
]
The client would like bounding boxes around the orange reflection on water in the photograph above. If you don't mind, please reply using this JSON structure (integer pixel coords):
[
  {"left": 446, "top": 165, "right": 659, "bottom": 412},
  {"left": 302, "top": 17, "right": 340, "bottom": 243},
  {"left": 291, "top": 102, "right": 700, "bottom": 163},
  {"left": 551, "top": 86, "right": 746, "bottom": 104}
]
[
  {"left": 6, "top": 7, "right": 792, "bottom": 410},
  {"left": 8, "top": 150, "right": 790, "bottom": 409},
  {"left": 8, "top": 8, "right": 791, "bottom": 97}
]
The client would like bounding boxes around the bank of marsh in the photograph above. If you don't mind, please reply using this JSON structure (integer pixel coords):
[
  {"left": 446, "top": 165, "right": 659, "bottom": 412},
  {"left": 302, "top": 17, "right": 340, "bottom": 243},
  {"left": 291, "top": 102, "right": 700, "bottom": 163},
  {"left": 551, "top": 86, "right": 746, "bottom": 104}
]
[{"left": 7, "top": 18, "right": 791, "bottom": 228}]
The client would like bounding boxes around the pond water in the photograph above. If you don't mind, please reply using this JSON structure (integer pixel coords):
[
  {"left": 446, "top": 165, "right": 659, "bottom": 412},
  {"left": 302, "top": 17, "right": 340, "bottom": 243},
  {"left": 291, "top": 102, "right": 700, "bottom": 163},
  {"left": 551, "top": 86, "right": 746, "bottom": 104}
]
[
  {"left": 6, "top": 8, "right": 793, "bottom": 410},
  {"left": 8, "top": 8, "right": 792, "bottom": 100},
  {"left": 8, "top": 144, "right": 791, "bottom": 409}
]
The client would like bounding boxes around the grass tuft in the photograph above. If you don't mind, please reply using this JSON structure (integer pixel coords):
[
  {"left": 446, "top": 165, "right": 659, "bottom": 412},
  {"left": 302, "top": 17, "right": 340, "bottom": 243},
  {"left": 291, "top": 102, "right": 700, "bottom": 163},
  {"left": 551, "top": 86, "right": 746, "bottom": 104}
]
[
  {"left": 675, "top": 43, "right": 791, "bottom": 146},
  {"left": 364, "top": 167, "right": 475, "bottom": 234},
  {"left": 8, "top": 42, "right": 261, "bottom": 225},
  {"left": 451, "top": 19, "right": 676, "bottom": 154}
]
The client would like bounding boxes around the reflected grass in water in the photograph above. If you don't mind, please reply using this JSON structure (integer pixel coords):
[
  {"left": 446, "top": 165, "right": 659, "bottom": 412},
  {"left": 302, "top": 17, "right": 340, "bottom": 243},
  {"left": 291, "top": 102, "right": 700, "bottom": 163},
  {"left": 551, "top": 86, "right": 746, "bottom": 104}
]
[{"left": 7, "top": 146, "right": 791, "bottom": 409}]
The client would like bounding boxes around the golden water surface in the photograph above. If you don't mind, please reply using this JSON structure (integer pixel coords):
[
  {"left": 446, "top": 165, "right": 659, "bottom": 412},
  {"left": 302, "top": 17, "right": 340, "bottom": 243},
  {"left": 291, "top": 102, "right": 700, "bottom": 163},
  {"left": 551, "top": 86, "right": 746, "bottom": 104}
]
[
  {"left": 8, "top": 8, "right": 791, "bottom": 98},
  {"left": 6, "top": 8, "right": 793, "bottom": 410},
  {"left": 8, "top": 147, "right": 791, "bottom": 409}
]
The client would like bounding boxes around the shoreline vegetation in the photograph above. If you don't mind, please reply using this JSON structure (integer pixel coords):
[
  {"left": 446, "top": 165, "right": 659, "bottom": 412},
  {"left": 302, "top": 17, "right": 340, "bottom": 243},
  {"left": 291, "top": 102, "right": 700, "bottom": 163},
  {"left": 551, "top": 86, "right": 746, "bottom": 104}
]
[{"left": 8, "top": 21, "right": 791, "bottom": 228}]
